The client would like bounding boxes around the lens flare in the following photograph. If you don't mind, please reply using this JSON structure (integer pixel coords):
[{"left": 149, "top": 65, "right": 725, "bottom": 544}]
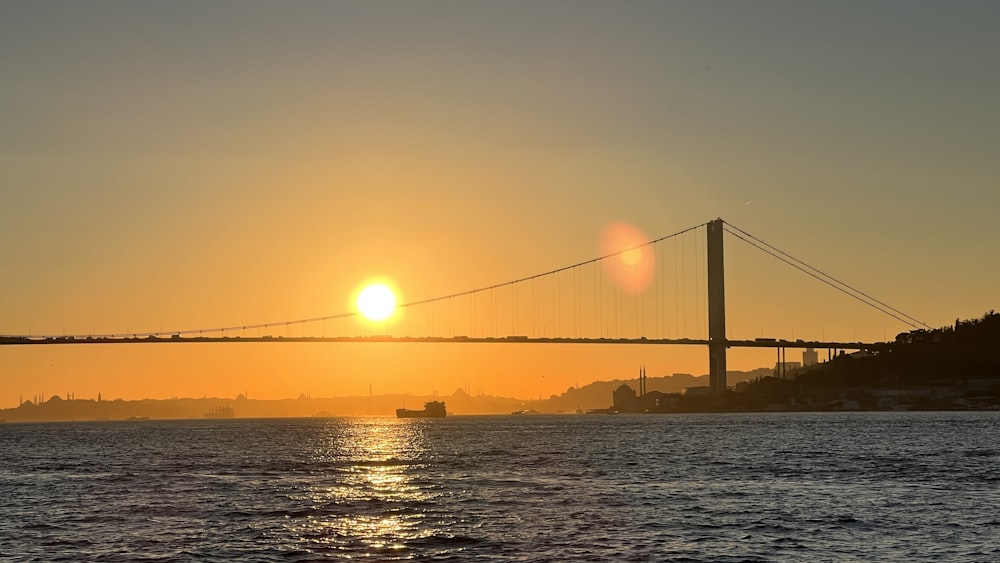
[{"left": 599, "top": 222, "right": 656, "bottom": 295}]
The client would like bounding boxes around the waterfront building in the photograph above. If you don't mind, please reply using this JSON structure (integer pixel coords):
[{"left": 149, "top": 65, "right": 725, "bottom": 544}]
[{"left": 803, "top": 348, "right": 818, "bottom": 366}]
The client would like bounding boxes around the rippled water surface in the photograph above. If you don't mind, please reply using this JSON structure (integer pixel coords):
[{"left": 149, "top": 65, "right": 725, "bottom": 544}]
[{"left": 2, "top": 412, "right": 999, "bottom": 561}]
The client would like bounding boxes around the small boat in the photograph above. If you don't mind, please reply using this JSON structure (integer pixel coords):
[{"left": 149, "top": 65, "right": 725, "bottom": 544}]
[{"left": 396, "top": 401, "right": 446, "bottom": 418}]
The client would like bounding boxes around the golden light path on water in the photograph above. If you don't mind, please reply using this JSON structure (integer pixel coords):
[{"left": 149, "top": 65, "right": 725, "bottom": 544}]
[{"left": 287, "top": 418, "right": 430, "bottom": 554}]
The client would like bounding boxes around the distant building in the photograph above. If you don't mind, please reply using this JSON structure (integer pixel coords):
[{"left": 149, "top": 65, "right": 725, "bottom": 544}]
[
  {"left": 613, "top": 384, "right": 636, "bottom": 410},
  {"left": 610, "top": 384, "right": 680, "bottom": 413},
  {"left": 685, "top": 386, "right": 712, "bottom": 397},
  {"left": 803, "top": 348, "right": 818, "bottom": 366}
]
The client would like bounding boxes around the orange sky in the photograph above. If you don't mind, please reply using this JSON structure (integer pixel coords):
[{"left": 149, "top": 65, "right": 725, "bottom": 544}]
[{"left": 3, "top": 2, "right": 999, "bottom": 407}]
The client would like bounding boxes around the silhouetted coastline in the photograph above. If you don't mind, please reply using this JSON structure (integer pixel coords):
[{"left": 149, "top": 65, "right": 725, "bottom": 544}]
[
  {"left": 4, "top": 312, "right": 997, "bottom": 421},
  {"left": 609, "top": 311, "right": 1000, "bottom": 413}
]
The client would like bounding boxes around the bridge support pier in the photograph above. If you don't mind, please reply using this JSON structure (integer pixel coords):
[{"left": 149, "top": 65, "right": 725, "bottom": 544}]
[{"left": 707, "top": 218, "right": 728, "bottom": 392}]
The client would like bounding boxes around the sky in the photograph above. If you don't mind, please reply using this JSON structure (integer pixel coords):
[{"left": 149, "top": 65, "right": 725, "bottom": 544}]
[{"left": 2, "top": 1, "right": 999, "bottom": 407}]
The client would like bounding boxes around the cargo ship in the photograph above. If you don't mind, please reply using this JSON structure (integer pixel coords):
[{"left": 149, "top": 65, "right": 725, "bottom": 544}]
[{"left": 396, "top": 401, "right": 446, "bottom": 418}]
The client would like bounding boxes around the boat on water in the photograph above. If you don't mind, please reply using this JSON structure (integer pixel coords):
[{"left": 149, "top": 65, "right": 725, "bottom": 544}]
[{"left": 396, "top": 401, "right": 446, "bottom": 418}]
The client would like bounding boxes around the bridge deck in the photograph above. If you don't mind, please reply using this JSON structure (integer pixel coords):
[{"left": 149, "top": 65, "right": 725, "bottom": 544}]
[{"left": 0, "top": 335, "right": 881, "bottom": 349}]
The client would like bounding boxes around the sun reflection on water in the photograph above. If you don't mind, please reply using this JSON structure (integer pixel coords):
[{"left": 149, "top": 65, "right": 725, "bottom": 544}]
[{"left": 286, "top": 418, "right": 433, "bottom": 556}]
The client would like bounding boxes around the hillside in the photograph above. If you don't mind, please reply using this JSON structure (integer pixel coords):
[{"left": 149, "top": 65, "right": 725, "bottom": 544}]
[
  {"left": 727, "top": 311, "right": 1000, "bottom": 410},
  {"left": 541, "top": 368, "right": 772, "bottom": 412}
]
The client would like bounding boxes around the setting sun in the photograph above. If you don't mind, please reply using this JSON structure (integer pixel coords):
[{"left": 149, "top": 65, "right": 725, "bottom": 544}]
[{"left": 356, "top": 283, "right": 397, "bottom": 322}]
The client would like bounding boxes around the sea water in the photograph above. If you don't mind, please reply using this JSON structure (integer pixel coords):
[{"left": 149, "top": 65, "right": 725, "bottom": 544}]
[{"left": 1, "top": 412, "right": 998, "bottom": 561}]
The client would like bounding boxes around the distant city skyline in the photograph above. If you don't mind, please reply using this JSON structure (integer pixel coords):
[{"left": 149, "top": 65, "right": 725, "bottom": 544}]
[{"left": 2, "top": 1, "right": 999, "bottom": 406}]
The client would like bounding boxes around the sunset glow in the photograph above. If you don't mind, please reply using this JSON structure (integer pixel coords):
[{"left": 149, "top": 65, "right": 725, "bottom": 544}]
[
  {"left": 1, "top": 2, "right": 997, "bottom": 407},
  {"left": 356, "top": 283, "right": 397, "bottom": 322}
]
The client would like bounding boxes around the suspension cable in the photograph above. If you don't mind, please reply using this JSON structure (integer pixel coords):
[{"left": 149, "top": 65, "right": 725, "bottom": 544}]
[
  {"left": 722, "top": 222, "right": 929, "bottom": 330},
  {"left": 42, "top": 221, "right": 709, "bottom": 340}
]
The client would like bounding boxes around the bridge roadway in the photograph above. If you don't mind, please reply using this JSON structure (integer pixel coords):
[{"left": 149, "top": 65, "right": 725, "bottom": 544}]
[{"left": 0, "top": 335, "right": 882, "bottom": 350}]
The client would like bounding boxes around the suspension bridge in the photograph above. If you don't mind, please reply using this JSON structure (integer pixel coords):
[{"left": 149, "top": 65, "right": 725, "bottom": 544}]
[{"left": 0, "top": 219, "right": 929, "bottom": 392}]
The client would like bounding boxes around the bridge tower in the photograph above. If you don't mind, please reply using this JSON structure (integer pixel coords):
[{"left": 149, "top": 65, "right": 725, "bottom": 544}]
[{"left": 707, "top": 218, "right": 728, "bottom": 392}]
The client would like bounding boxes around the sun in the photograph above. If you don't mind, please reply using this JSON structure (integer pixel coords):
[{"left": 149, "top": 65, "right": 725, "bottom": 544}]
[{"left": 356, "top": 283, "right": 397, "bottom": 322}]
